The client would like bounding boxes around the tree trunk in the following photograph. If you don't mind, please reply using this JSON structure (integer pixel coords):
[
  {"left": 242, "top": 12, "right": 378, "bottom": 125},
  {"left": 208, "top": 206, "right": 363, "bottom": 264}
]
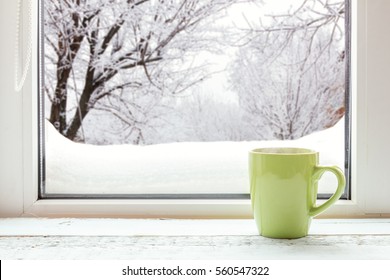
[
  {"left": 65, "top": 65, "right": 97, "bottom": 141},
  {"left": 49, "top": 65, "right": 71, "bottom": 134},
  {"left": 49, "top": 24, "right": 84, "bottom": 135}
]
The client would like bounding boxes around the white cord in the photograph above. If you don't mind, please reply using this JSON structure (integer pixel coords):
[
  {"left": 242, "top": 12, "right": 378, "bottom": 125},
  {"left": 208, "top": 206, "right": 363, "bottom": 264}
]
[{"left": 14, "top": 0, "right": 32, "bottom": 92}]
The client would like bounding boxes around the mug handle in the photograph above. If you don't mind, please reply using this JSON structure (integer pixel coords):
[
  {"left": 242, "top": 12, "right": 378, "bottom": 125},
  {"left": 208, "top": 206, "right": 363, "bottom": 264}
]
[{"left": 309, "top": 166, "right": 346, "bottom": 217}]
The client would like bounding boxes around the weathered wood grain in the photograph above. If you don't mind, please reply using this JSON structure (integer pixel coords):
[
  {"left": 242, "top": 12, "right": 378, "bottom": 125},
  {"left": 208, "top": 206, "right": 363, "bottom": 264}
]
[
  {"left": 1, "top": 235, "right": 390, "bottom": 259},
  {"left": 1, "top": 219, "right": 390, "bottom": 259}
]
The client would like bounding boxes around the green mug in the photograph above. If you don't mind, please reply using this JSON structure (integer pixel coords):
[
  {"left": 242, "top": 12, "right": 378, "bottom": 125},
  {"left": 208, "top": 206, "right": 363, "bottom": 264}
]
[{"left": 249, "top": 148, "right": 345, "bottom": 239}]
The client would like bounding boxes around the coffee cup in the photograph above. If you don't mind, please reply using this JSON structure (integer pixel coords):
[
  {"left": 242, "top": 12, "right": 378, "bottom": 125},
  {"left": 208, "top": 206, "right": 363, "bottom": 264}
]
[{"left": 249, "top": 147, "right": 345, "bottom": 239}]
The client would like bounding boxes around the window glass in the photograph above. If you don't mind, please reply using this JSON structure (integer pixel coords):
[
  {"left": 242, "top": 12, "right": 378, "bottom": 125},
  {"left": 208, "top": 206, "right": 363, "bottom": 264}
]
[{"left": 40, "top": 0, "right": 348, "bottom": 198}]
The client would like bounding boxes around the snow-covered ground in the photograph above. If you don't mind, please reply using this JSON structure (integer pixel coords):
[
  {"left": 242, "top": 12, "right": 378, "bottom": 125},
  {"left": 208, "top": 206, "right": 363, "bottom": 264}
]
[{"left": 46, "top": 119, "right": 345, "bottom": 195}]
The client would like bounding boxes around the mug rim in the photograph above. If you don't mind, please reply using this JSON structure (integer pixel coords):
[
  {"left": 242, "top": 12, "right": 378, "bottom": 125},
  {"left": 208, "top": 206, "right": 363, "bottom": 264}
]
[{"left": 250, "top": 147, "right": 318, "bottom": 155}]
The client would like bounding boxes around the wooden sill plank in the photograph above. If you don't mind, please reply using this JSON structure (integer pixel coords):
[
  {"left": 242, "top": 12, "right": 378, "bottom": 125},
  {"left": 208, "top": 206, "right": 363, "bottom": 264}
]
[
  {"left": 0, "top": 218, "right": 390, "bottom": 236},
  {"left": 0, "top": 219, "right": 389, "bottom": 259},
  {"left": 0, "top": 235, "right": 390, "bottom": 260}
]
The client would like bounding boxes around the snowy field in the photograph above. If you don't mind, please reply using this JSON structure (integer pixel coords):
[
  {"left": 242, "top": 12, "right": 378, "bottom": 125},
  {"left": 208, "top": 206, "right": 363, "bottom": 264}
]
[{"left": 45, "top": 118, "right": 345, "bottom": 195}]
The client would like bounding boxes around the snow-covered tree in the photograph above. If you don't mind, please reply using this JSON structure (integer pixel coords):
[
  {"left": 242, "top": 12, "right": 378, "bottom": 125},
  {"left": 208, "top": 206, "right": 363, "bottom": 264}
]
[
  {"left": 44, "top": 0, "right": 244, "bottom": 142},
  {"left": 230, "top": 0, "right": 346, "bottom": 140}
]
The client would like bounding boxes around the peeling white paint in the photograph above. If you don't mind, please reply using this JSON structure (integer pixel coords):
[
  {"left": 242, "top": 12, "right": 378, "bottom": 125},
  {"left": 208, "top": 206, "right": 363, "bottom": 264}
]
[{"left": 0, "top": 219, "right": 389, "bottom": 259}]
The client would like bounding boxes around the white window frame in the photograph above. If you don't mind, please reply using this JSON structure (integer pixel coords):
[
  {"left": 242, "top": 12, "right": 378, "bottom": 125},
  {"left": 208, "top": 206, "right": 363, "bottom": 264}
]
[{"left": 0, "top": 0, "right": 389, "bottom": 218}]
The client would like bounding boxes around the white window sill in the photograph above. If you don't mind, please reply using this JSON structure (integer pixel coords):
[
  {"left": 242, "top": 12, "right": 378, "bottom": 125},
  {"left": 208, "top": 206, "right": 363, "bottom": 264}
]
[{"left": 0, "top": 218, "right": 389, "bottom": 259}]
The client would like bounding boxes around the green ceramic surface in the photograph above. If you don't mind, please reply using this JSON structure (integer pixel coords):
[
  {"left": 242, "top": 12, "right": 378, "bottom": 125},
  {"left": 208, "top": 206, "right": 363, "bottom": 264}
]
[{"left": 249, "top": 148, "right": 345, "bottom": 239}]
